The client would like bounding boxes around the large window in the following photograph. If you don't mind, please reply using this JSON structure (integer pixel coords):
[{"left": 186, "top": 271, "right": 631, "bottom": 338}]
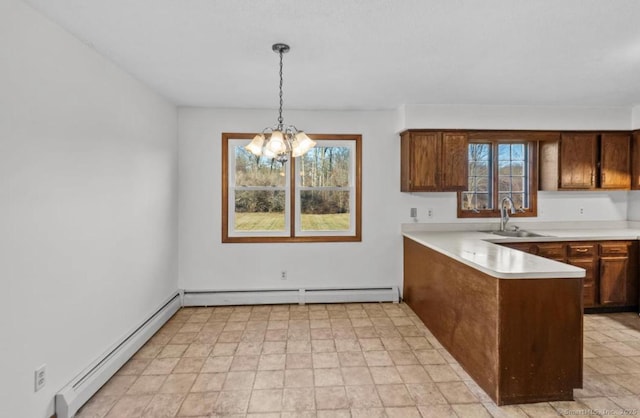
[
  {"left": 458, "top": 139, "right": 537, "bottom": 218},
  {"left": 222, "top": 133, "right": 361, "bottom": 242}
]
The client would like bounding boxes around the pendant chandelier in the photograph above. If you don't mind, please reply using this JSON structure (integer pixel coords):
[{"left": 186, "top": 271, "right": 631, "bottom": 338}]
[{"left": 245, "top": 43, "right": 316, "bottom": 163}]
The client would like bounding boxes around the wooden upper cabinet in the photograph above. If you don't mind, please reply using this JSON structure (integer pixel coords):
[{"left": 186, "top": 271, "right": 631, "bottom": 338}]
[
  {"left": 600, "top": 133, "right": 631, "bottom": 189},
  {"left": 559, "top": 133, "right": 597, "bottom": 189},
  {"left": 400, "top": 131, "right": 467, "bottom": 192},
  {"left": 441, "top": 133, "right": 468, "bottom": 190},
  {"left": 631, "top": 131, "right": 640, "bottom": 189}
]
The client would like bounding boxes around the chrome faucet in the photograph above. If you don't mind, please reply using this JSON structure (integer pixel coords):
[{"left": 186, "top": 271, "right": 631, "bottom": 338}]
[{"left": 499, "top": 196, "right": 516, "bottom": 231}]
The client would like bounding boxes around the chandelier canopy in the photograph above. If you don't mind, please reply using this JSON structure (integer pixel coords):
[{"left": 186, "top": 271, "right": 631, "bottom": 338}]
[{"left": 245, "top": 43, "right": 316, "bottom": 163}]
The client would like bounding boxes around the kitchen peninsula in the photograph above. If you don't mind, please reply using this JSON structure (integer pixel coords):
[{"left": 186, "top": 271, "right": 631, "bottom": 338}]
[{"left": 403, "top": 223, "right": 640, "bottom": 405}]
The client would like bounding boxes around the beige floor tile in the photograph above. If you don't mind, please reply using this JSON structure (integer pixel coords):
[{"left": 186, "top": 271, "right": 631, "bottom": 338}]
[
  {"left": 285, "top": 368, "right": 314, "bottom": 387},
  {"left": 177, "top": 392, "right": 217, "bottom": 416},
  {"left": 254, "top": 370, "right": 284, "bottom": 389},
  {"left": 201, "top": 356, "right": 232, "bottom": 373},
  {"left": 141, "top": 393, "right": 184, "bottom": 418},
  {"left": 363, "top": 350, "right": 394, "bottom": 367},
  {"left": 388, "top": 349, "right": 419, "bottom": 365},
  {"left": 286, "top": 353, "right": 313, "bottom": 369},
  {"left": 315, "top": 386, "right": 349, "bottom": 409},
  {"left": 158, "top": 373, "right": 196, "bottom": 394},
  {"left": 338, "top": 351, "right": 366, "bottom": 367},
  {"left": 127, "top": 375, "right": 168, "bottom": 395},
  {"left": 258, "top": 353, "right": 286, "bottom": 370},
  {"left": 222, "top": 370, "right": 256, "bottom": 390},
  {"left": 105, "top": 394, "right": 154, "bottom": 417},
  {"left": 76, "top": 394, "right": 119, "bottom": 418},
  {"left": 190, "top": 373, "right": 226, "bottom": 392},
  {"left": 345, "top": 385, "right": 382, "bottom": 408},
  {"left": 350, "top": 407, "right": 387, "bottom": 417},
  {"left": 451, "top": 403, "right": 493, "bottom": 418},
  {"left": 376, "top": 384, "right": 415, "bottom": 407},
  {"left": 369, "top": 366, "right": 403, "bottom": 384},
  {"left": 417, "top": 404, "right": 458, "bottom": 417},
  {"left": 282, "top": 387, "right": 315, "bottom": 411},
  {"left": 142, "top": 358, "right": 180, "bottom": 375},
  {"left": 213, "top": 390, "right": 251, "bottom": 414},
  {"left": 316, "top": 409, "right": 351, "bottom": 418},
  {"left": 436, "top": 381, "right": 479, "bottom": 404},
  {"left": 314, "top": 368, "right": 344, "bottom": 386},
  {"left": 313, "top": 352, "right": 340, "bottom": 368},
  {"left": 248, "top": 389, "right": 283, "bottom": 412},
  {"left": 76, "top": 307, "right": 640, "bottom": 418},
  {"left": 406, "top": 383, "right": 448, "bottom": 405},
  {"left": 385, "top": 406, "right": 422, "bottom": 417}
]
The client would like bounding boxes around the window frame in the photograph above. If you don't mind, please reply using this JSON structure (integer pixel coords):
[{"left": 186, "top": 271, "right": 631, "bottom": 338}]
[
  {"left": 222, "top": 133, "right": 362, "bottom": 243},
  {"left": 457, "top": 137, "right": 538, "bottom": 219}
]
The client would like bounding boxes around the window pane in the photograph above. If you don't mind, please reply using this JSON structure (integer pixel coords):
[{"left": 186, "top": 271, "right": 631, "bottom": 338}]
[
  {"left": 511, "top": 144, "right": 524, "bottom": 160},
  {"left": 234, "top": 146, "right": 286, "bottom": 187},
  {"left": 299, "top": 147, "right": 350, "bottom": 187},
  {"left": 234, "top": 190, "right": 285, "bottom": 231},
  {"left": 511, "top": 177, "right": 524, "bottom": 192},
  {"left": 300, "top": 190, "right": 350, "bottom": 231},
  {"left": 476, "top": 193, "right": 491, "bottom": 209},
  {"left": 512, "top": 193, "right": 526, "bottom": 209}
]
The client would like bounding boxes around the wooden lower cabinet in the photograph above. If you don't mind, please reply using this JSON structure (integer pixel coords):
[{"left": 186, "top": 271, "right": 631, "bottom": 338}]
[{"left": 500, "top": 240, "right": 638, "bottom": 311}]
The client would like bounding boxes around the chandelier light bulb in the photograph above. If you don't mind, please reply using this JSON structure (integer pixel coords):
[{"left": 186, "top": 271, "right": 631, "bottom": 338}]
[{"left": 244, "top": 43, "right": 316, "bottom": 163}]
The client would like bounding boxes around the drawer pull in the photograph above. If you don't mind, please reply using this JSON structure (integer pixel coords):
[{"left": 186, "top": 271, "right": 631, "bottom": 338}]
[{"left": 575, "top": 248, "right": 589, "bottom": 253}]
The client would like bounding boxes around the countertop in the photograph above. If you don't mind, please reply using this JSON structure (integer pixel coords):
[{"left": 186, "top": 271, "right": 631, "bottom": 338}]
[{"left": 403, "top": 223, "right": 640, "bottom": 280}]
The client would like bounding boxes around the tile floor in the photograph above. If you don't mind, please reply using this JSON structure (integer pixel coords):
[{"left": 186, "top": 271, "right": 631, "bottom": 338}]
[{"left": 76, "top": 303, "right": 640, "bottom": 417}]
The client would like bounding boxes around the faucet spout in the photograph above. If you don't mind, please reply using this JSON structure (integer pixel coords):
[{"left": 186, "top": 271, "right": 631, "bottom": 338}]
[{"left": 499, "top": 196, "right": 516, "bottom": 231}]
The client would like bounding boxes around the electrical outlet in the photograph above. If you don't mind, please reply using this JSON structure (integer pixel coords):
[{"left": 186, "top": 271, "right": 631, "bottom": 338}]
[
  {"left": 281, "top": 271, "right": 287, "bottom": 280},
  {"left": 579, "top": 207, "right": 584, "bottom": 215},
  {"left": 34, "top": 364, "right": 46, "bottom": 392},
  {"left": 410, "top": 208, "right": 417, "bottom": 218},
  {"left": 427, "top": 208, "right": 434, "bottom": 218}
]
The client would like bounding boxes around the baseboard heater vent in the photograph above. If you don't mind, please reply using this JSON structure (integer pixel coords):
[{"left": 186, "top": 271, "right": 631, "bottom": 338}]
[
  {"left": 55, "top": 292, "right": 181, "bottom": 418},
  {"left": 183, "top": 287, "right": 399, "bottom": 306}
]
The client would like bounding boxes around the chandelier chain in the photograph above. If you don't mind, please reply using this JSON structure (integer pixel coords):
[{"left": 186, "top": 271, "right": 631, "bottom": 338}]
[{"left": 278, "top": 49, "right": 284, "bottom": 125}]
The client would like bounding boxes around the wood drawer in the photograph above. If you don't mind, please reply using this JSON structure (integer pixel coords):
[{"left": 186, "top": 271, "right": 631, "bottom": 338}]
[
  {"left": 567, "top": 244, "right": 596, "bottom": 257},
  {"left": 600, "top": 243, "right": 628, "bottom": 256},
  {"left": 531, "top": 243, "right": 565, "bottom": 259}
]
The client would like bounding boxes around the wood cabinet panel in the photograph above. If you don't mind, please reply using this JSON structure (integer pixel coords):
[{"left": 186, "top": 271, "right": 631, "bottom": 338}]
[
  {"left": 400, "top": 130, "right": 467, "bottom": 192},
  {"left": 600, "top": 257, "right": 628, "bottom": 305},
  {"left": 531, "top": 243, "right": 565, "bottom": 259},
  {"left": 567, "top": 258, "right": 598, "bottom": 308},
  {"left": 632, "top": 131, "right": 640, "bottom": 190},
  {"left": 600, "top": 133, "right": 631, "bottom": 189},
  {"left": 559, "top": 133, "right": 597, "bottom": 189},
  {"left": 441, "top": 132, "right": 468, "bottom": 190},
  {"left": 567, "top": 244, "right": 596, "bottom": 258}
]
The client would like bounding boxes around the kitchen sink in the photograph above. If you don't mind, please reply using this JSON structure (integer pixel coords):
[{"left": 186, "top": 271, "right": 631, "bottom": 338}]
[{"left": 487, "top": 229, "right": 547, "bottom": 238}]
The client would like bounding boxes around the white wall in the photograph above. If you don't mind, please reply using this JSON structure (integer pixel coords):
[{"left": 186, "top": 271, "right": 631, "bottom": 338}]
[
  {"left": 0, "top": 1, "right": 178, "bottom": 417},
  {"left": 179, "top": 108, "right": 402, "bottom": 291},
  {"left": 401, "top": 104, "right": 632, "bottom": 131},
  {"left": 633, "top": 105, "right": 640, "bottom": 130}
]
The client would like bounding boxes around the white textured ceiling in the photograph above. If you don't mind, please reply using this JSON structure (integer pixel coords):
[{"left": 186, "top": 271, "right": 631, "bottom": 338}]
[{"left": 23, "top": 0, "right": 640, "bottom": 110}]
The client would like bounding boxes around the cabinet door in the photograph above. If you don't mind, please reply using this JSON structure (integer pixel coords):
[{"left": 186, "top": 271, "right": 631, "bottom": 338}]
[
  {"left": 567, "top": 258, "right": 598, "bottom": 308},
  {"left": 530, "top": 243, "right": 565, "bottom": 260},
  {"left": 599, "top": 257, "right": 628, "bottom": 305},
  {"left": 441, "top": 132, "right": 468, "bottom": 191},
  {"left": 632, "top": 131, "right": 640, "bottom": 190},
  {"left": 409, "top": 132, "right": 440, "bottom": 191},
  {"left": 559, "top": 133, "right": 597, "bottom": 189},
  {"left": 600, "top": 133, "right": 630, "bottom": 189}
]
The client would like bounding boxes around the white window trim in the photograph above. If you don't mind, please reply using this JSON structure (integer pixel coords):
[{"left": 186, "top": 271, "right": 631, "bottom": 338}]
[
  {"left": 294, "top": 140, "right": 356, "bottom": 237},
  {"left": 227, "top": 139, "right": 291, "bottom": 238}
]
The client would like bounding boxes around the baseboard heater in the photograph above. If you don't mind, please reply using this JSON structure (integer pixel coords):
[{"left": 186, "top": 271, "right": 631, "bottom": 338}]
[
  {"left": 55, "top": 292, "right": 181, "bottom": 418},
  {"left": 182, "top": 286, "right": 399, "bottom": 306}
]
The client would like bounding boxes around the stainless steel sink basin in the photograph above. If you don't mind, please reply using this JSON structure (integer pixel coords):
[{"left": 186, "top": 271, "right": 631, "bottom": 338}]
[{"left": 488, "top": 230, "right": 546, "bottom": 238}]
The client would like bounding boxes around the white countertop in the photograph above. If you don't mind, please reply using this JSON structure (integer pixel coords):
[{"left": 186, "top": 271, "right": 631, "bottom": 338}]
[{"left": 403, "top": 224, "right": 640, "bottom": 280}]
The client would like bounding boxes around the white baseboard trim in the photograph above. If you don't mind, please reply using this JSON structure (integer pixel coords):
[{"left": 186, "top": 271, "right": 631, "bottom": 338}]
[
  {"left": 183, "top": 286, "right": 400, "bottom": 306},
  {"left": 55, "top": 292, "right": 181, "bottom": 418}
]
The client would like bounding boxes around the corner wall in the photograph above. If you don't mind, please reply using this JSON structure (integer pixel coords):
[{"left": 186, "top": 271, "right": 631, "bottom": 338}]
[{"left": 0, "top": 1, "right": 178, "bottom": 416}]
